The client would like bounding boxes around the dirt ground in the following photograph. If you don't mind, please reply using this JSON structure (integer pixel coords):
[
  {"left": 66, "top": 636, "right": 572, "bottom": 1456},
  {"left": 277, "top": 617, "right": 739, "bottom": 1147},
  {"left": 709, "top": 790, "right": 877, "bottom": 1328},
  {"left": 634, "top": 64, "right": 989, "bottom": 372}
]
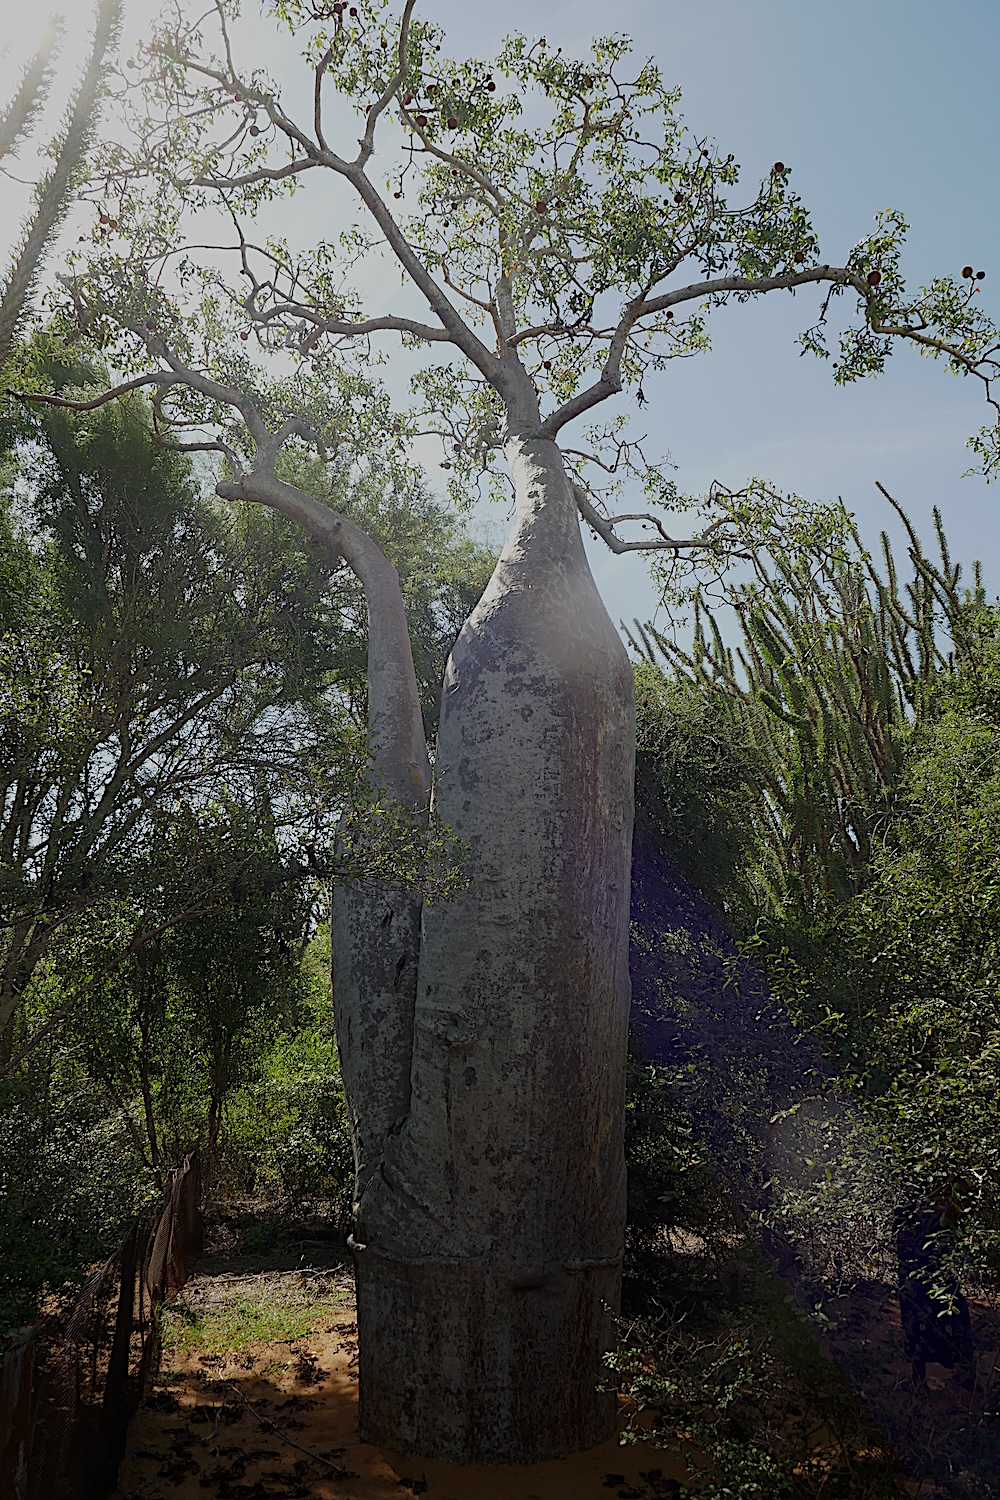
[{"left": 112, "top": 1264, "right": 691, "bottom": 1500}]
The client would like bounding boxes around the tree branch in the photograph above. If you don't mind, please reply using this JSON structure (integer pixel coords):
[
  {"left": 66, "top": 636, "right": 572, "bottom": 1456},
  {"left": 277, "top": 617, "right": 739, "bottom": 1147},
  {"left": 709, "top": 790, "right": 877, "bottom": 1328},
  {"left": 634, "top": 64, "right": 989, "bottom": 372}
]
[
  {"left": 248, "top": 299, "right": 453, "bottom": 345},
  {"left": 572, "top": 482, "right": 725, "bottom": 554},
  {"left": 348, "top": 167, "right": 503, "bottom": 385},
  {"left": 355, "top": 0, "right": 416, "bottom": 171},
  {"left": 640, "top": 264, "right": 864, "bottom": 318},
  {"left": 542, "top": 265, "right": 876, "bottom": 438},
  {"left": 8, "top": 372, "right": 181, "bottom": 412},
  {"left": 189, "top": 157, "right": 320, "bottom": 190},
  {"left": 217, "top": 471, "right": 430, "bottom": 806}
]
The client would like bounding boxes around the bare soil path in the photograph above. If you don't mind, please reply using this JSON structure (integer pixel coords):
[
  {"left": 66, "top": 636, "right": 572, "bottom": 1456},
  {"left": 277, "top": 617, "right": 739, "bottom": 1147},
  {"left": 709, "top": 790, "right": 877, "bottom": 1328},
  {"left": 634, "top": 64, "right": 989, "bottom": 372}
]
[{"left": 112, "top": 1261, "right": 689, "bottom": 1500}]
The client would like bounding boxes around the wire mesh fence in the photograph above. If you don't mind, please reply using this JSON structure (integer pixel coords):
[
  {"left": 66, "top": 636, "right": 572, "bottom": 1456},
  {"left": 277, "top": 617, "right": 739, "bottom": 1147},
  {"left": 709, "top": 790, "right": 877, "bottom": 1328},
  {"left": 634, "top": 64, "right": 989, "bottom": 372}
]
[{"left": 0, "top": 1152, "right": 201, "bottom": 1500}]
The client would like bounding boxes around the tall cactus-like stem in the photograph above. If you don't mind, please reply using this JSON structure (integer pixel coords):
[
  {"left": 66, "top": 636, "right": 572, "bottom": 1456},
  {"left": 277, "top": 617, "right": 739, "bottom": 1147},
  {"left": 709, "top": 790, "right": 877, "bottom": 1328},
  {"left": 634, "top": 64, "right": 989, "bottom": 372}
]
[
  {"left": 0, "top": 22, "right": 61, "bottom": 164},
  {"left": 632, "top": 491, "right": 982, "bottom": 914},
  {"left": 0, "top": 1, "right": 122, "bottom": 372}
]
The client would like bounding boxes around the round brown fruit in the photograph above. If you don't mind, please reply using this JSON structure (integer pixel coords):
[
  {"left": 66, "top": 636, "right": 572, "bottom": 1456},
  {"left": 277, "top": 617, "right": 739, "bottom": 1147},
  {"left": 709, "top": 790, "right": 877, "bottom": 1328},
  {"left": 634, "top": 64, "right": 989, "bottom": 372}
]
[
  {"left": 962, "top": 265, "right": 974, "bottom": 278},
  {"left": 665, "top": 309, "right": 674, "bottom": 321},
  {"left": 535, "top": 200, "right": 548, "bottom": 213},
  {"left": 674, "top": 191, "right": 685, "bottom": 204},
  {"left": 248, "top": 125, "right": 260, "bottom": 136},
  {"left": 867, "top": 270, "right": 881, "bottom": 286},
  {"left": 447, "top": 116, "right": 458, "bottom": 129},
  {"left": 977, "top": 270, "right": 986, "bottom": 280},
  {"left": 487, "top": 80, "right": 496, "bottom": 91},
  {"left": 543, "top": 360, "right": 552, "bottom": 369},
  {"left": 773, "top": 161, "right": 785, "bottom": 174},
  {"left": 793, "top": 250, "right": 805, "bottom": 263},
  {"left": 415, "top": 114, "right": 427, "bottom": 127}
]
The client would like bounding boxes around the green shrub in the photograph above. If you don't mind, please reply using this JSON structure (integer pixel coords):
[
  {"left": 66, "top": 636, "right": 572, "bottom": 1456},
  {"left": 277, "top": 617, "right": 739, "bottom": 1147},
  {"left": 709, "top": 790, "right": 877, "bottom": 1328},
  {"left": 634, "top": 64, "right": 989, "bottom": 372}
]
[
  {"left": 222, "top": 927, "right": 354, "bottom": 1218},
  {"left": 634, "top": 663, "right": 758, "bottom": 915}
]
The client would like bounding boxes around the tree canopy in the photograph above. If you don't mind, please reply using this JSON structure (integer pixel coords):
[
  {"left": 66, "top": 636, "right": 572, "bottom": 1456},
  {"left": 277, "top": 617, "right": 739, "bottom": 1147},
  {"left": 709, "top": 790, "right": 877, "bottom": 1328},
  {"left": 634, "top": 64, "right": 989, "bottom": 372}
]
[
  {"left": 13, "top": 0, "right": 993, "bottom": 549},
  {"left": 0, "top": 343, "right": 488, "bottom": 1054}
]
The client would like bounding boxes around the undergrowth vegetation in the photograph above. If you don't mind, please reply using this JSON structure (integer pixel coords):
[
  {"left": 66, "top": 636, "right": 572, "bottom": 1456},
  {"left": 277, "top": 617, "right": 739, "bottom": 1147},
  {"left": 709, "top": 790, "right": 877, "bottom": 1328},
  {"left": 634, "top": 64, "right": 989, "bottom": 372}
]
[
  {"left": 622, "top": 495, "right": 1000, "bottom": 1496},
  {"left": 163, "top": 1277, "right": 349, "bottom": 1362}
]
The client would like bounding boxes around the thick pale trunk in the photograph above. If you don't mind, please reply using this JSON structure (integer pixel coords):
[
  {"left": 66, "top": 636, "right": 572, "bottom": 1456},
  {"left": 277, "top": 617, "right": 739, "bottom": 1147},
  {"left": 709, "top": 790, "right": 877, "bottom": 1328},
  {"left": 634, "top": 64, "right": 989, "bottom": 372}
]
[
  {"left": 353, "top": 435, "right": 635, "bottom": 1462},
  {"left": 220, "top": 448, "right": 635, "bottom": 1462}
]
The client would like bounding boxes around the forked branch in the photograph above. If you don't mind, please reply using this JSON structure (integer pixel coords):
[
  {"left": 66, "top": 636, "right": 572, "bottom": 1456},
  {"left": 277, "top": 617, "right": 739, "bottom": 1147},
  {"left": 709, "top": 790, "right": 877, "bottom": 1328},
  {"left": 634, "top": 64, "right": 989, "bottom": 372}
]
[{"left": 572, "top": 482, "right": 727, "bottom": 555}]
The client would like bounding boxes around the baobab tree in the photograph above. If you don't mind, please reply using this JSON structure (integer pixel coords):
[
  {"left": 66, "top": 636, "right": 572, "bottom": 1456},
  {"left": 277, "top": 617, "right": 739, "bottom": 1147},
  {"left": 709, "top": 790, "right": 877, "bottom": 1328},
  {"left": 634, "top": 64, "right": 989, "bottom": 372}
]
[{"left": 15, "top": 0, "right": 1000, "bottom": 1464}]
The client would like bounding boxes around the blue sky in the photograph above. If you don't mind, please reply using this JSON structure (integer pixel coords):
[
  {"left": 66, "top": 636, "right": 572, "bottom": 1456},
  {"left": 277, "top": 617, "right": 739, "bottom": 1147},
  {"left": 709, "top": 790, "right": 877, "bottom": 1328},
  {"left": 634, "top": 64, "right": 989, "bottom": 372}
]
[{"left": 3, "top": 0, "right": 997, "bottom": 636}]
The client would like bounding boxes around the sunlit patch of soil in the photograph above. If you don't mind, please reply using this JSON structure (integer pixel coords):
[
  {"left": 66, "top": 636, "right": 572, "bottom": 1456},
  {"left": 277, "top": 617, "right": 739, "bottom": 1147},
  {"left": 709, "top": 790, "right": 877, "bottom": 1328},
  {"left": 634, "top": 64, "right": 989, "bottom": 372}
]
[{"left": 112, "top": 1266, "right": 692, "bottom": 1500}]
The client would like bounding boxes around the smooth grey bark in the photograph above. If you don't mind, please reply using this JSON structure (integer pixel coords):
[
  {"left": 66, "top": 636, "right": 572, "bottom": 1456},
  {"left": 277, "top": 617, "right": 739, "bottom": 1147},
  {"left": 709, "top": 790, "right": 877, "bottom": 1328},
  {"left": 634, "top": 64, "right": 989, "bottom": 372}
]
[
  {"left": 351, "top": 433, "right": 636, "bottom": 1463},
  {"left": 217, "top": 472, "right": 430, "bottom": 1204}
]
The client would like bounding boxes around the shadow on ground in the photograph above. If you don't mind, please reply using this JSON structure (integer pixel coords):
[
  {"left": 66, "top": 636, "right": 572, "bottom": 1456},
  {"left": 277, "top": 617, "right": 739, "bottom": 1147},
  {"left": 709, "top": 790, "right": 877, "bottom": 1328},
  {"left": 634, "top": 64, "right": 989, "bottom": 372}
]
[{"left": 112, "top": 1263, "right": 691, "bottom": 1500}]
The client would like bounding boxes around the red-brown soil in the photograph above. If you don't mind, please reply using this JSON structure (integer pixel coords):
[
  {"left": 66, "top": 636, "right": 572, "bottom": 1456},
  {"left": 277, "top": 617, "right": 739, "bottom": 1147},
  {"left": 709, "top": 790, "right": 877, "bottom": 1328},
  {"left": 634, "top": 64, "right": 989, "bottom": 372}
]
[{"left": 112, "top": 1266, "right": 689, "bottom": 1500}]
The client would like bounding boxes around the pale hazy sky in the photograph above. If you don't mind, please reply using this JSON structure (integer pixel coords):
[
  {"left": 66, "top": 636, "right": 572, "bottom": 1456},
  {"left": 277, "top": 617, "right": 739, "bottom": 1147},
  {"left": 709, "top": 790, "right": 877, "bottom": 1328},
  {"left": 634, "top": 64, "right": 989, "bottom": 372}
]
[{"left": 2, "top": 1, "right": 998, "bottom": 634}]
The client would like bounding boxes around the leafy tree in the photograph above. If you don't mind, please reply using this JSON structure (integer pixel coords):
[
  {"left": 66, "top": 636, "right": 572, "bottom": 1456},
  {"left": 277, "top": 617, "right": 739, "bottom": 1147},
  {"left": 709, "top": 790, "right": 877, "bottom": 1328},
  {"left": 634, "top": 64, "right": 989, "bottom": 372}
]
[
  {"left": 0, "top": 377, "right": 346, "bottom": 1054},
  {"left": 61, "top": 803, "right": 313, "bottom": 1184},
  {"left": 17, "top": 0, "right": 1000, "bottom": 1461},
  {"left": 760, "top": 659, "right": 1000, "bottom": 1269},
  {"left": 1, "top": 339, "right": 485, "bottom": 1061}
]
